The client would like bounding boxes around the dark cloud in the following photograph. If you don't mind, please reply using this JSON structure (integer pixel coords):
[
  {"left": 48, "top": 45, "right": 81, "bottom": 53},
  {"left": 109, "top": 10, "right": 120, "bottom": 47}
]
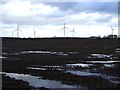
[
  {"left": 43, "top": 2, "right": 78, "bottom": 11},
  {"left": 2, "top": 15, "right": 65, "bottom": 25},
  {"left": 1, "top": 1, "right": 117, "bottom": 26},
  {"left": 43, "top": 2, "right": 118, "bottom": 14},
  {"left": 95, "top": 15, "right": 112, "bottom": 23}
]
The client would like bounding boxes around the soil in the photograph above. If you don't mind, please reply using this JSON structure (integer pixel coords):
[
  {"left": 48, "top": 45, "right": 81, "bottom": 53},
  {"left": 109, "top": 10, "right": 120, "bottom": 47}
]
[{"left": 2, "top": 37, "right": 120, "bottom": 90}]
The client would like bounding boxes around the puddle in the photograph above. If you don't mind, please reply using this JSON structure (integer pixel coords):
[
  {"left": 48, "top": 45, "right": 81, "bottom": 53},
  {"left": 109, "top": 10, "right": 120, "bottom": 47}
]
[
  {"left": 104, "top": 64, "right": 115, "bottom": 68},
  {"left": 21, "top": 51, "right": 68, "bottom": 56},
  {"left": 66, "top": 70, "right": 99, "bottom": 76},
  {"left": 3, "top": 51, "right": 79, "bottom": 57},
  {"left": 27, "top": 66, "right": 63, "bottom": 71},
  {"left": 116, "top": 48, "right": 120, "bottom": 51},
  {"left": 116, "top": 48, "right": 120, "bottom": 53},
  {"left": 2, "top": 53, "right": 8, "bottom": 55},
  {"left": 66, "top": 63, "right": 116, "bottom": 68},
  {"left": 27, "top": 67, "right": 47, "bottom": 71},
  {"left": 86, "top": 60, "right": 120, "bottom": 64},
  {"left": 66, "top": 63, "right": 93, "bottom": 68},
  {"left": 3, "top": 51, "right": 69, "bottom": 56},
  {"left": 57, "top": 52, "right": 68, "bottom": 56},
  {"left": 1, "top": 72, "right": 83, "bottom": 88},
  {"left": 42, "top": 65, "right": 61, "bottom": 68},
  {"left": 66, "top": 70, "right": 120, "bottom": 84},
  {"left": 22, "top": 51, "right": 53, "bottom": 54},
  {"left": 21, "top": 51, "right": 79, "bottom": 56},
  {"left": 103, "top": 75, "right": 120, "bottom": 84},
  {"left": 68, "top": 52, "right": 79, "bottom": 54},
  {"left": 0, "top": 56, "right": 7, "bottom": 59},
  {"left": 88, "top": 54, "right": 111, "bottom": 58},
  {"left": 9, "top": 53, "right": 20, "bottom": 55}
]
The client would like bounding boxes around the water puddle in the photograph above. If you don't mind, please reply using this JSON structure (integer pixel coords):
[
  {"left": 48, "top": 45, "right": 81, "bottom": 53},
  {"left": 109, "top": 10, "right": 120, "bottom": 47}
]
[
  {"left": 66, "top": 70, "right": 120, "bottom": 84},
  {"left": 1, "top": 72, "right": 83, "bottom": 88},
  {"left": 116, "top": 48, "right": 120, "bottom": 51},
  {"left": 86, "top": 60, "right": 120, "bottom": 64},
  {"left": 66, "top": 70, "right": 99, "bottom": 76},
  {"left": 66, "top": 63, "right": 93, "bottom": 68},
  {"left": 21, "top": 51, "right": 68, "bottom": 56},
  {"left": 116, "top": 48, "right": 120, "bottom": 54},
  {"left": 66, "top": 63, "right": 116, "bottom": 68},
  {"left": 42, "top": 65, "right": 61, "bottom": 68},
  {"left": 27, "top": 67, "right": 47, "bottom": 71},
  {"left": 103, "top": 75, "right": 120, "bottom": 84},
  {"left": 0, "top": 56, "right": 7, "bottom": 59},
  {"left": 21, "top": 51, "right": 79, "bottom": 56},
  {"left": 27, "top": 66, "right": 63, "bottom": 71},
  {"left": 103, "top": 64, "right": 115, "bottom": 68},
  {"left": 3, "top": 51, "right": 79, "bottom": 57},
  {"left": 88, "top": 54, "right": 111, "bottom": 58},
  {"left": 68, "top": 52, "right": 79, "bottom": 54}
]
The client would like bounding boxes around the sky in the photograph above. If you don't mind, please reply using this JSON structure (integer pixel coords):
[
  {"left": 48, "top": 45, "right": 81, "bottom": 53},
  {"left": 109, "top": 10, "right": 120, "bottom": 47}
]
[{"left": 0, "top": 0, "right": 119, "bottom": 38}]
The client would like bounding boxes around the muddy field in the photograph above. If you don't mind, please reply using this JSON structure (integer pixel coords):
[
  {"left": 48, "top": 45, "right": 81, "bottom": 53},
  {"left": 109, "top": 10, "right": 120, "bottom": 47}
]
[{"left": 1, "top": 37, "right": 120, "bottom": 90}]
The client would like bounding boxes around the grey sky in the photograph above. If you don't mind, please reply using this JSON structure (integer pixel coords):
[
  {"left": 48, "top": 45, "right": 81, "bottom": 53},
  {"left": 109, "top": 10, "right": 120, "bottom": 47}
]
[
  {"left": 0, "top": 0, "right": 118, "bottom": 38},
  {"left": 43, "top": 2, "right": 118, "bottom": 14}
]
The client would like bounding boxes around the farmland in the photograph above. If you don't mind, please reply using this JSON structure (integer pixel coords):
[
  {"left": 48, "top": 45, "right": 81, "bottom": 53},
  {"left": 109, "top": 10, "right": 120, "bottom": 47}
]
[{"left": 1, "top": 37, "right": 120, "bottom": 90}]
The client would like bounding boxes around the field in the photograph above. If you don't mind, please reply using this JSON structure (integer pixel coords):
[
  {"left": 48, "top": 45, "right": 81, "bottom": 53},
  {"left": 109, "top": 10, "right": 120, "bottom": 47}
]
[{"left": 1, "top": 37, "right": 120, "bottom": 90}]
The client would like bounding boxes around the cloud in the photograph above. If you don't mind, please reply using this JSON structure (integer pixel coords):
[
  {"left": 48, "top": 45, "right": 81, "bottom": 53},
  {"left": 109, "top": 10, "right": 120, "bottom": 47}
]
[
  {"left": 0, "top": 0, "right": 118, "bottom": 37},
  {"left": 1, "top": 1, "right": 55, "bottom": 17},
  {"left": 43, "top": 2, "right": 118, "bottom": 14},
  {"left": 1, "top": 0, "right": 70, "bottom": 25},
  {"left": 94, "top": 14, "right": 112, "bottom": 23}
]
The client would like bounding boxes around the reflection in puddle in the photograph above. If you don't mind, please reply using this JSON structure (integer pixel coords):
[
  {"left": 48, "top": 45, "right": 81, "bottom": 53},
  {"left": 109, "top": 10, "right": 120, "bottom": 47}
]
[
  {"left": 116, "top": 48, "right": 120, "bottom": 53},
  {"left": 27, "top": 67, "right": 47, "bottom": 70},
  {"left": 68, "top": 52, "right": 79, "bottom": 54},
  {"left": 27, "top": 66, "right": 63, "bottom": 71},
  {"left": 1, "top": 72, "right": 83, "bottom": 88},
  {"left": 42, "top": 65, "right": 61, "bottom": 68},
  {"left": 86, "top": 60, "right": 120, "bottom": 64},
  {"left": 116, "top": 48, "right": 120, "bottom": 50},
  {"left": 66, "top": 70, "right": 120, "bottom": 84},
  {"left": 104, "top": 75, "right": 120, "bottom": 84},
  {"left": 21, "top": 51, "right": 68, "bottom": 56},
  {"left": 66, "top": 63, "right": 93, "bottom": 68},
  {"left": 3, "top": 53, "right": 20, "bottom": 56},
  {"left": 66, "top": 63, "right": 116, "bottom": 68},
  {"left": 3, "top": 51, "right": 79, "bottom": 57},
  {"left": 104, "top": 64, "right": 115, "bottom": 68},
  {"left": 22, "top": 51, "right": 52, "bottom": 54},
  {"left": 0, "top": 56, "right": 7, "bottom": 59},
  {"left": 88, "top": 54, "right": 111, "bottom": 58},
  {"left": 66, "top": 70, "right": 99, "bottom": 76},
  {"left": 4, "top": 51, "right": 79, "bottom": 57},
  {"left": 21, "top": 51, "right": 79, "bottom": 56}
]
